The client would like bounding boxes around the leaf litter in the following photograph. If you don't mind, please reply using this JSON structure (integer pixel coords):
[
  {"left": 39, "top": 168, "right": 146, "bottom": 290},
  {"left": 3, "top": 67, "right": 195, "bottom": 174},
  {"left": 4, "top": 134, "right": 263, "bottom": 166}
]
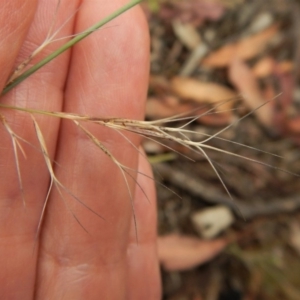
[{"left": 144, "top": 0, "right": 300, "bottom": 299}]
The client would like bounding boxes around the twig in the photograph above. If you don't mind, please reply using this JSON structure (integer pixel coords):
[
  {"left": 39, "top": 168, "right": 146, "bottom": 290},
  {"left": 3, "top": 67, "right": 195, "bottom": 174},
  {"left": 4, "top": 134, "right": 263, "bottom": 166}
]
[{"left": 156, "top": 163, "right": 300, "bottom": 219}]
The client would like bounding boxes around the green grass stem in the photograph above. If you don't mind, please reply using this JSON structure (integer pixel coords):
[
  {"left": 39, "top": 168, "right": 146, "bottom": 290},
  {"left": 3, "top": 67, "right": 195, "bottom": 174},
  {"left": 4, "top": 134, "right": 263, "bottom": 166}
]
[{"left": 1, "top": 0, "right": 142, "bottom": 96}]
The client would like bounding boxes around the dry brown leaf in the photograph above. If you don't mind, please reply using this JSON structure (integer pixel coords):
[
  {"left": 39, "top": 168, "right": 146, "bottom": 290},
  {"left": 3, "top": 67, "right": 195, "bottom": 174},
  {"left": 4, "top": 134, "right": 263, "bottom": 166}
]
[
  {"left": 228, "top": 57, "right": 273, "bottom": 128},
  {"left": 170, "top": 76, "right": 237, "bottom": 111},
  {"left": 287, "top": 117, "right": 300, "bottom": 134},
  {"left": 158, "top": 234, "right": 229, "bottom": 271},
  {"left": 252, "top": 56, "right": 275, "bottom": 78},
  {"left": 146, "top": 96, "right": 231, "bottom": 126},
  {"left": 203, "top": 23, "right": 279, "bottom": 67},
  {"left": 278, "top": 61, "right": 294, "bottom": 74},
  {"left": 146, "top": 96, "right": 195, "bottom": 119},
  {"left": 271, "top": 65, "right": 295, "bottom": 137},
  {"left": 252, "top": 57, "right": 293, "bottom": 78},
  {"left": 195, "top": 110, "right": 232, "bottom": 126}
]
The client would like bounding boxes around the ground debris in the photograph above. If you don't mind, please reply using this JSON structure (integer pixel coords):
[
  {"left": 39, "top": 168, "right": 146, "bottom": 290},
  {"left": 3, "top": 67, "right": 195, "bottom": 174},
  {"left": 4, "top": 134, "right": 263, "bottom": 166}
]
[{"left": 144, "top": 0, "right": 300, "bottom": 299}]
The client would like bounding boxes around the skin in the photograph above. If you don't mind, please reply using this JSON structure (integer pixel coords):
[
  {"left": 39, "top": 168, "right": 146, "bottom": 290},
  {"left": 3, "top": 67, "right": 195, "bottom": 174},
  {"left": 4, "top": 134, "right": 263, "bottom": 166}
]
[{"left": 0, "top": 0, "right": 161, "bottom": 299}]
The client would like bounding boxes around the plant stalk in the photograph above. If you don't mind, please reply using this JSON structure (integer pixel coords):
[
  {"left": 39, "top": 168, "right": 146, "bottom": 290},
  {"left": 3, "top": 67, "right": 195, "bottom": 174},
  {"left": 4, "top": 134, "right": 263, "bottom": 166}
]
[{"left": 1, "top": 0, "right": 142, "bottom": 96}]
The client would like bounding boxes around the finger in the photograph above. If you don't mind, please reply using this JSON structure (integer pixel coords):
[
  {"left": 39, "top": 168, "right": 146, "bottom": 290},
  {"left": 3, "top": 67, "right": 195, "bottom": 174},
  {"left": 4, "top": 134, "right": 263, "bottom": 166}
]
[
  {"left": 127, "top": 151, "right": 161, "bottom": 299},
  {"left": 36, "top": 1, "right": 150, "bottom": 299},
  {"left": 0, "top": 0, "right": 38, "bottom": 89},
  {"left": 0, "top": 0, "right": 79, "bottom": 298}
]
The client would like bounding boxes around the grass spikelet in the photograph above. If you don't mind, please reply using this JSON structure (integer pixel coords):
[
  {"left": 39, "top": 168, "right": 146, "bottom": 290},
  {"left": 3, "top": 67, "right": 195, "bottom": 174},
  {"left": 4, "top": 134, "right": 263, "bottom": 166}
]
[
  {"left": 1, "top": 96, "right": 298, "bottom": 222},
  {"left": 1, "top": 114, "right": 27, "bottom": 206},
  {"left": 31, "top": 115, "right": 105, "bottom": 237},
  {"left": 73, "top": 120, "right": 140, "bottom": 240},
  {"left": 0, "top": 0, "right": 298, "bottom": 239}
]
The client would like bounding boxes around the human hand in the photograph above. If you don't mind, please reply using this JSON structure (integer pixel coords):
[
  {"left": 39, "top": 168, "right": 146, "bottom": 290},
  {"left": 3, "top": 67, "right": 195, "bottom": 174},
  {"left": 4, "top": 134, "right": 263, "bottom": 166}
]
[{"left": 0, "top": 0, "right": 160, "bottom": 299}]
